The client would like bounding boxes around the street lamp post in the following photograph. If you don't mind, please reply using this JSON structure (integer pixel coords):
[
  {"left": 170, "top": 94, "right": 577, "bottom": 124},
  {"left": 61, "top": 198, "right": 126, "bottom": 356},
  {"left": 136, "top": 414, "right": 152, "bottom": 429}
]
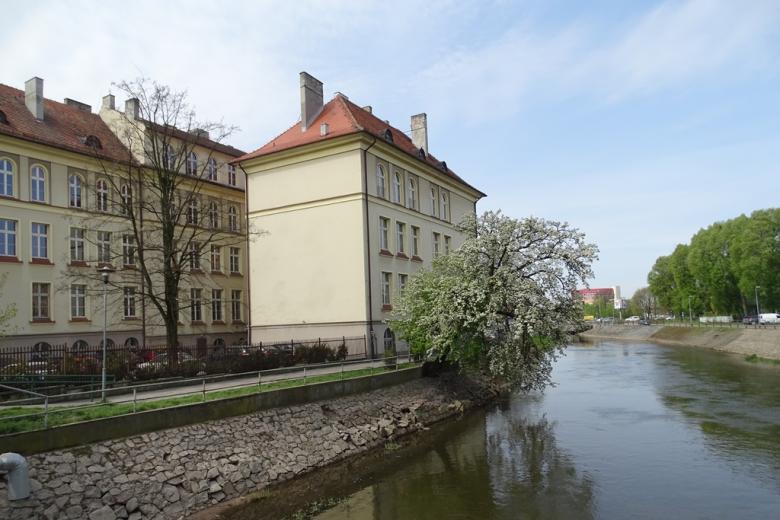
[
  {"left": 688, "top": 296, "right": 693, "bottom": 327},
  {"left": 755, "top": 286, "right": 761, "bottom": 317},
  {"left": 98, "top": 265, "right": 115, "bottom": 402}
]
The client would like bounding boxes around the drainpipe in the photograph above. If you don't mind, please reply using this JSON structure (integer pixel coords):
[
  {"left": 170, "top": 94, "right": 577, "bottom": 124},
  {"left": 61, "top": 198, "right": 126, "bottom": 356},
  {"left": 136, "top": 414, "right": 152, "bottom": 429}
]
[
  {"left": 0, "top": 453, "right": 30, "bottom": 500},
  {"left": 238, "top": 163, "right": 252, "bottom": 345},
  {"left": 361, "top": 135, "right": 377, "bottom": 358}
]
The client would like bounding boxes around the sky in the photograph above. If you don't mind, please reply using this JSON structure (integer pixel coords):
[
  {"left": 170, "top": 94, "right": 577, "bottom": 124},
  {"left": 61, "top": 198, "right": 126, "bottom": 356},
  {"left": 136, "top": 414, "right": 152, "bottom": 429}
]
[{"left": 2, "top": 0, "right": 779, "bottom": 296}]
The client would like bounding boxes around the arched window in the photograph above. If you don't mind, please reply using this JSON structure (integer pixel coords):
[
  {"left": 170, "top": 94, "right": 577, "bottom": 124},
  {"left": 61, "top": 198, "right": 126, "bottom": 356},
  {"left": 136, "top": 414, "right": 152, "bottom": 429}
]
[
  {"left": 207, "top": 158, "right": 217, "bottom": 181},
  {"left": 125, "top": 337, "right": 139, "bottom": 351},
  {"left": 164, "top": 144, "right": 176, "bottom": 170},
  {"left": 228, "top": 206, "right": 238, "bottom": 231},
  {"left": 32, "top": 341, "right": 52, "bottom": 362},
  {"left": 440, "top": 192, "right": 449, "bottom": 221},
  {"left": 214, "top": 337, "right": 225, "bottom": 347},
  {"left": 30, "top": 165, "right": 46, "bottom": 202},
  {"left": 376, "top": 164, "right": 386, "bottom": 198},
  {"left": 430, "top": 187, "right": 438, "bottom": 217},
  {"left": 71, "top": 340, "right": 89, "bottom": 354},
  {"left": 85, "top": 135, "right": 102, "bottom": 149},
  {"left": 0, "top": 158, "right": 14, "bottom": 197},
  {"left": 392, "top": 172, "right": 402, "bottom": 204},
  {"left": 69, "top": 175, "right": 83, "bottom": 208},
  {"left": 120, "top": 184, "right": 132, "bottom": 215},
  {"left": 99, "top": 338, "right": 116, "bottom": 350},
  {"left": 407, "top": 177, "right": 416, "bottom": 210},
  {"left": 383, "top": 329, "right": 395, "bottom": 351},
  {"left": 187, "top": 199, "right": 199, "bottom": 225},
  {"left": 208, "top": 202, "right": 219, "bottom": 229},
  {"left": 96, "top": 179, "right": 109, "bottom": 212},
  {"left": 186, "top": 151, "right": 198, "bottom": 176}
]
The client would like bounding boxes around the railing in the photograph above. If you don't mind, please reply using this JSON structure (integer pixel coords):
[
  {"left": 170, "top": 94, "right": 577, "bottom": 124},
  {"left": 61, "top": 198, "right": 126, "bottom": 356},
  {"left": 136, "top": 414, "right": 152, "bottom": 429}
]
[
  {"left": 592, "top": 319, "right": 780, "bottom": 330},
  {"left": 0, "top": 353, "right": 417, "bottom": 435}
]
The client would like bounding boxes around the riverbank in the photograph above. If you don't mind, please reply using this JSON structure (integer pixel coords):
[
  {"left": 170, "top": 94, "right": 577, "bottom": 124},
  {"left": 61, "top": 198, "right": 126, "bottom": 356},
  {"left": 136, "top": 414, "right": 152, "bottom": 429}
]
[
  {"left": 580, "top": 324, "right": 780, "bottom": 360},
  {"left": 0, "top": 371, "right": 500, "bottom": 520}
]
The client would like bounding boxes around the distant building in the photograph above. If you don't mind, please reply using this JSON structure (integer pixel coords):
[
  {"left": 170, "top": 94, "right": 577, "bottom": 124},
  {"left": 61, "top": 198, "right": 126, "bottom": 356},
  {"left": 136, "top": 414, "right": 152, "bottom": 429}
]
[{"left": 577, "top": 287, "right": 615, "bottom": 304}]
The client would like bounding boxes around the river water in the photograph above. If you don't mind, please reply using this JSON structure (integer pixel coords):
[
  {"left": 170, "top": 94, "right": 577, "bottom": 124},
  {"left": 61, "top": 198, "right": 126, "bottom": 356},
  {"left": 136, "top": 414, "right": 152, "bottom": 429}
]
[{"left": 223, "top": 341, "right": 780, "bottom": 519}]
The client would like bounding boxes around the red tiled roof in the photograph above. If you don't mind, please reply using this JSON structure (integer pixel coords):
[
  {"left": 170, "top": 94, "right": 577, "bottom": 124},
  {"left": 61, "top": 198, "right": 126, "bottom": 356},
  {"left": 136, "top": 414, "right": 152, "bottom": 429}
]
[
  {"left": 235, "top": 95, "right": 485, "bottom": 197},
  {"left": 143, "top": 120, "right": 245, "bottom": 158},
  {"left": 0, "top": 83, "right": 132, "bottom": 163}
]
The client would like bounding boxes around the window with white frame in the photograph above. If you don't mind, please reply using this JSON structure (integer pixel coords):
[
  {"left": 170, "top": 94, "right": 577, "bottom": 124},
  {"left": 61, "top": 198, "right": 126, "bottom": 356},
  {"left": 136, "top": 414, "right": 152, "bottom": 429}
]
[
  {"left": 31, "top": 222, "right": 48, "bottom": 259},
  {"left": 376, "top": 164, "right": 386, "bottom": 198},
  {"left": 229, "top": 247, "right": 240, "bottom": 274},
  {"left": 96, "top": 179, "right": 109, "bottom": 212},
  {"left": 398, "top": 273, "right": 408, "bottom": 293},
  {"left": 407, "top": 176, "right": 417, "bottom": 210},
  {"left": 0, "top": 219, "right": 17, "bottom": 257},
  {"left": 122, "top": 235, "right": 136, "bottom": 266},
  {"left": 433, "top": 232, "right": 441, "bottom": 258},
  {"left": 210, "top": 245, "right": 221, "bottom": 272},
  {"left": 411, "top": 226, "right": 420, "bottom": 258},
  {"left": 381, "top": 272, "right": 392, "bottom": 306},
  {"left": 207, "top": 157, "right": 217, "bottom": 181},
  {"left": 30, "top": 165, "right": 46, "bottom": 202},
  {"left": 164, "top": 144, "right": 176, "bottom": 170},
  {"left": 69, "top": 174, "right": 83, "bottom": 208},
  {"left": 379, "top": 217, "right": 389, "bottom": 251},
  {"left": 120, "top": 184, "right": 131, "bottom": 215},
  {"left": 32, "top": 282, "right": 50, "bottom": 320},
  {"left": 228, "top": 205, "right": 238, "bottom": 231},
  {"left": 396, "top": 222, "right": 406, "bottom": 254},
  {"left": 186, "top": 151, "right": 198, "bottom": 176},
  {"left": 392, "top": 172, "right": 402, "bottom": 204},
  {"left": 97, "top": 231, "right": 111, "bottom": 264},
  {"left": 189, "top": 242, "right": 200, "bottom": 270},
  {"left": 430, "top": 186, "right": 438, "bottom": 217},
  {"left": 0, "top": 158, "right": 13, "bottom": 197},
  {"left": 187, "top": 199, "right": 199, "bottom": 225},
  {"left": 123, "top": 287, "right": 137, "bottom": 318},
  {"left": 70, "top": 228, "right": 85, "bottom": 262},
  {"left": 444, "top": 235, "right": 452, "bottom": 254},
  {"left": 208, "top": 202, "right": 219, "bottom": 229},
  {"left": 228, "top": 164, "right": 237, "bottom": 186},
  {"left": 440, "top": 190, "right": 450, "bottom": 222},
  {"left": 70, "top": 284, "right": 86, "bottom": 318},
  {"left": 212, "top": 289, "right": 223, "bottom": 321},
  {"left": 231, "top": 289, "right": 242, "bottom": 321},
  {"left": 190, "top": 288, "right": 203, "bottom": 321}
]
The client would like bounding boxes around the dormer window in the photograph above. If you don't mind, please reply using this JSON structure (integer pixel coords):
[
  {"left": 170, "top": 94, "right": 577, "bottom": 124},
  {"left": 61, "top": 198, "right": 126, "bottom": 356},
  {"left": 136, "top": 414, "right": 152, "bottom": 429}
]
[
  {"left": 417, "top": 148, "right": 426, "bottom": 159},
  {"left": 0, "top": 110, "right": 8, "bottom": 125},
  {"left": 84, "top": 135, "right": 102, "bottom": 149},
  {"left": 383, "top": 128, "right": 393, "bottom": 142}
]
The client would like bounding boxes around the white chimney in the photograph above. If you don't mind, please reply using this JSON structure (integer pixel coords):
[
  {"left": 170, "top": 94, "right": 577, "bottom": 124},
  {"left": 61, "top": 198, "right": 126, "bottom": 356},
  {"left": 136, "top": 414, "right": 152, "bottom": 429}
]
[
  {"left": 125, "top": 98, "right": 139, "bottom": 120},
  {"left": 25, "top": 77, "right": 44, "bottom": 120},
  {"left": 411, "top": 113, "right": 428, "bottom": 154},
  {"left": 300, "top": 72, "right": 323, "bottom": 131},
  {"left": 102, "top": 94, "right": 115, "bottom": 111}
]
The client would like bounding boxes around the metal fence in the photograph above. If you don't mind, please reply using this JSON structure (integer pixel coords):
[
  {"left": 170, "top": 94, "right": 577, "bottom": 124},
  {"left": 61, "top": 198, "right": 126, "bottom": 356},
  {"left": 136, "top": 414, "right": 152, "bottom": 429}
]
[
  {"left": 0, "top": 335, "right": 368, "bottom": 388},
  {"left": 593, "top": 319, "right": 780, "bottom": 330}
]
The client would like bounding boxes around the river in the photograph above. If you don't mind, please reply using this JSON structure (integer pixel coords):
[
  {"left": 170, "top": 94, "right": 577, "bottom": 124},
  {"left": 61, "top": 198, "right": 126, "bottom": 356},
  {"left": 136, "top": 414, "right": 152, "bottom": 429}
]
[{"left": 220, "top": 341, "right": 780, "bottom": 519}]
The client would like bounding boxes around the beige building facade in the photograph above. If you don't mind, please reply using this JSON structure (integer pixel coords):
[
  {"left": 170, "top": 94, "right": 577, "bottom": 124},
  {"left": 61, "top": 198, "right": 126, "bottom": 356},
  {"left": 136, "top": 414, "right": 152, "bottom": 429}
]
[{"left": 238, "top": 73, "right": 484, "bottom": 357}]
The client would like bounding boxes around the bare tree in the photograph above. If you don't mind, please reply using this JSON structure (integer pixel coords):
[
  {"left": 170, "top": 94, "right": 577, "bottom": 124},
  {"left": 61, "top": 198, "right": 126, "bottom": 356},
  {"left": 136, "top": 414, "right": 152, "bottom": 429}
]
[{"left": 631, "top": 287, "right": 657, "bottom": 318}]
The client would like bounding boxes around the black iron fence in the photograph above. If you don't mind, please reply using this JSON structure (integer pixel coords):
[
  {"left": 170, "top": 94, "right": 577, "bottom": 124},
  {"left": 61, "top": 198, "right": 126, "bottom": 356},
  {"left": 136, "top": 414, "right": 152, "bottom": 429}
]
[{"left": 0, "top": 335, "right": 368, "bottom": 385}]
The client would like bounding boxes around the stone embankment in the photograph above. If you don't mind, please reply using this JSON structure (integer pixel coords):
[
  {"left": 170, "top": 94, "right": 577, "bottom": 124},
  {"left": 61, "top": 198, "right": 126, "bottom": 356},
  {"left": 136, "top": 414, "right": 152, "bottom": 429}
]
[
  {"left": 0, "top": 373, "right": 499, "bottom": 520},
  {"left": 580, "top": 325, "right": 780, "bottom": 360}
]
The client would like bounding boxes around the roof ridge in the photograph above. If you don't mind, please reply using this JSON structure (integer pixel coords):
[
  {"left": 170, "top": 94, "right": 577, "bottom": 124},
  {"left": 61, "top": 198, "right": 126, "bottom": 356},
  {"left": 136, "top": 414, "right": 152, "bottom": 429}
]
[{"left": 335, "top": 96, "right": 364, "bottom": 132}]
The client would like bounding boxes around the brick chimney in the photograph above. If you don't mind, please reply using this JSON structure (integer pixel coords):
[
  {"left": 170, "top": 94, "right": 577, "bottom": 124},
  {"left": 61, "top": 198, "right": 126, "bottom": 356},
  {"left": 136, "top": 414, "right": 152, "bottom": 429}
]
[
  {"left": 125, "top": 98, "right": 139, "bottom": 120},
  {"left": 411, "top": 113, "right": 428, "bottom": 154},
  {"left": 300, "top": 72, "right": 323, "bottom": 131},
  {"left": 25, "top": 77, "right": 44, "bottom": 120}
]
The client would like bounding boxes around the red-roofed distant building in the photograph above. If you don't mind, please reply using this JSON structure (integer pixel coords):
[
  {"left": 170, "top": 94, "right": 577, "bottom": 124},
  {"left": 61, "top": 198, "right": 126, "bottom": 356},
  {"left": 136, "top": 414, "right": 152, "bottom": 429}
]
[{"left": 577, "top": 288, "right": 615, "bottom": 304}]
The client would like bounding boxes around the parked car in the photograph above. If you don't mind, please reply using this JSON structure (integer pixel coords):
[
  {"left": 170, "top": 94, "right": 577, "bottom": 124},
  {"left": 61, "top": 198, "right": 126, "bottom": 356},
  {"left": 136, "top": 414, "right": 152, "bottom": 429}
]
[
  {"left": 625, "top": 316, "right": 641, "bottom": 323},
  {"left": 742, "top": 315, "right": 759, "bottom": 325},
  {"left": 639, "top": 318, "right": 651, "bottom": 326},
  {"left": 758, "top": 313, "right": 780, "bottom": 324},
  {"left": 136, "top": 352, "right": 199, "bottom": 371}
]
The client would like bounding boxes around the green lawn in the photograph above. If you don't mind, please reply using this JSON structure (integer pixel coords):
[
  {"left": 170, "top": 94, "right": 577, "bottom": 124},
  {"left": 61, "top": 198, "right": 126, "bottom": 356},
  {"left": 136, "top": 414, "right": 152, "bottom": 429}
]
[{"left": 0, "top": 363, "right": 416, "bottom": 435}]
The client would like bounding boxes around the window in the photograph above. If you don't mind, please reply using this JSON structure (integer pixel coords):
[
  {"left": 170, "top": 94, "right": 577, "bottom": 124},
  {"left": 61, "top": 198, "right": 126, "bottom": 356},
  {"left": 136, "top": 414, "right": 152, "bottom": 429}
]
[
  {"left": 96, "top": 179, "right": 109, "bottom": 212},
  {"left": 433, "top": 232, "right": 440, "bottom": 258},
  {"left": 189, "top": 242, "right": 200, "bottom": 270},
  {"left": 381, "top": 272, "right": 392, "bottom": 306},
  {"left": 396, "top": 222, "right": 406, "bottom": 254},
  {"left": 164, "top": 144, "right": 176, "bottom": 170},
  {"left": 190, "top": 288, "right": 203, "bottom": 321},
  {"left": 70, "top": 228, "right": 85, "bottom": 262},
  {"left": 228, "top": 164, "right": 237, "bottom": 186},
  {"left": 97, "top": 231, "right": 111, "bottom": 264},
  {"left": 228, "top": 206, "right": 238, "bottom": 232},
  {"left": 207, "top": 158, "right": 218, "bottom": 181},
  {"left": 411, "top": 226, "right": 420, "bottom": 258},
  {"left": 444, "top": 235, "right": 452, "bottom": 254},
  {"left": 392, "top": 172, "right": 402, "bottom": 204},
  {"left": 231, "top": 290, "right": 242, "bottom": 321},
  {"left": 376, "top": 164, "right": 386, "bottom": 198},
  {"left": 186, "top": 151, "right": 198, "bottom": 176},
  {"left": 187, "top": 199, "right": 199, "bottom": 225},
  {"left": 30, "top": 165, "right": 46, "bottom": 202},
  {"left": 440, "top": 191, "right": 450, "bottom": 221},
  {"left": 70, "top": 285, "right": 86, "bottom": 318},
  {"left": 379, "top": 217, "right": 389, "bottom": 251},
  {"left": 0, "top": 158, "right": 13, "bottom": 197},
  {"left": 212, "top": 289, "right": 223, "bottom": 321},
  {"left": 69, "top": 175, "right": 83, "bottom": 208},
  {"left": 0, "top": 219, "right": 16, "bottom": 257},
  {"left": 407, "top": 177, "right": 417, "bottom": 210},
  {"left": 383, "top": 328, "right": 395, "bottom": 351},
  {"left": 32, "top": 282, "right": 50, "bottom": 320},
  {"left": 208, "top": 202, "right": 219, "bottom": 229},
  {"left": 122, "top": 235, "right": 136, "bottom": 266},
  {"left": 210, "top": 245, "right": 221, "bottom": 272},
  {"left": 123, "top": 287, "right": 136, "bottom": 318},
  {"left": 120, "top": 184, "right": 131, "bottom": 215},
  {"left": 72, "top": 340, "right": 89, "bottom": 354},
  {"left": 229, "top": 247, "right": 240, "bottom": 274},
  {"left": 31, "top": 223, "right": 48, "bottom": 259},
  {"left": 430, "top": 186, "right": 438, "bottom": 217},
  {"left": 398, "top": 274, "right": 408, "bottom": 293}
]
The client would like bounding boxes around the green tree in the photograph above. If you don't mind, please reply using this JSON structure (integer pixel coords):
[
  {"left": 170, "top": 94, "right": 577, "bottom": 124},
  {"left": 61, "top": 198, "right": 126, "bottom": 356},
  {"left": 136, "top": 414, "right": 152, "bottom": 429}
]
[{"left": 391, "top": 211, "right": 597, "bottom": 391}]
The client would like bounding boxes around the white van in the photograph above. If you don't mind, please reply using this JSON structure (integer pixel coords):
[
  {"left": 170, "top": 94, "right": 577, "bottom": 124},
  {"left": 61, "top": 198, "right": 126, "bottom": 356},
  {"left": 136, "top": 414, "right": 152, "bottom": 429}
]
[{"left": 758, "top": 313, "right": 780, "bottom": 324}]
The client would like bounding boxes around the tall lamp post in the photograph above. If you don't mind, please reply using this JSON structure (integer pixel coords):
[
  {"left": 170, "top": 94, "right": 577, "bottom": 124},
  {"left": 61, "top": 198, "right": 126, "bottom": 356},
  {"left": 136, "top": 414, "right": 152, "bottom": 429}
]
[
  {"left": 98, "top": 265, "right": 115, "bottom": 402},
  {"left": 755, "top": 285, "right": 761, "bottom": 317},
  {"left": 688, "top": 295, "right": 693, "bottom": 327}
]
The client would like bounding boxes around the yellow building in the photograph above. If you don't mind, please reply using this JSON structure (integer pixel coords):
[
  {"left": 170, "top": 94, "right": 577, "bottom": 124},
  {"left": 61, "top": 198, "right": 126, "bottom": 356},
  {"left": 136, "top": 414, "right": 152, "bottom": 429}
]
[
  {"left": 237, "top": 72, "right": 485, "bottom": 357},
  {"left": 0, "top": 77, "right": 248, "bottom": 356}
]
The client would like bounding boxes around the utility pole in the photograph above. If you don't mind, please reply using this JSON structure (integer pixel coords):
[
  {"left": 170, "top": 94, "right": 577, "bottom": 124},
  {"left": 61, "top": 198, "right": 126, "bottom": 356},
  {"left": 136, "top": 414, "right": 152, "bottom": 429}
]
[
  {"left": 755, "top": 285, "right": 761, "bottom": 316},
  {"left": 688, "top": 295, "right": 693, "bottom": 326}
]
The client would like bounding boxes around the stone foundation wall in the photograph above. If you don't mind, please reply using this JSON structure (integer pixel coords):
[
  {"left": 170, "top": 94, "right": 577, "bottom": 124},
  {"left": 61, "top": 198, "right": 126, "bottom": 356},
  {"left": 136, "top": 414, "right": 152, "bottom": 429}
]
[{"left": 0, "top": 374, "right": 498, "bottom": 520}]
